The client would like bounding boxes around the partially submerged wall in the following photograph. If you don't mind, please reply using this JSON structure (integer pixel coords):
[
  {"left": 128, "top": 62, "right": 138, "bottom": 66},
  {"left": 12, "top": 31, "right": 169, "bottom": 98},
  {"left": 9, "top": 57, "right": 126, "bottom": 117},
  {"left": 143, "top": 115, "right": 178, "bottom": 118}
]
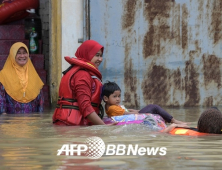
[{"left": 90, "top": 0, "right": 222, "bottom": 107}]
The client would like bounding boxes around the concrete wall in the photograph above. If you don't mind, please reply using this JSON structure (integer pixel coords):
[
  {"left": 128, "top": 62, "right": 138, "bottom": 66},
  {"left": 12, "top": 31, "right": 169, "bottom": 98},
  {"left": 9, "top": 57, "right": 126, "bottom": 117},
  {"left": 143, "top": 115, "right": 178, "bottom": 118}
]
[
  {"left": 39, "top": 0, "right": 84, "bottom": 72},
  {"left": 39, "top": 0, "right": 84, "bottom": 104},
  {"left": 61, "top": 0, "right": 84, "bottom": 71}
]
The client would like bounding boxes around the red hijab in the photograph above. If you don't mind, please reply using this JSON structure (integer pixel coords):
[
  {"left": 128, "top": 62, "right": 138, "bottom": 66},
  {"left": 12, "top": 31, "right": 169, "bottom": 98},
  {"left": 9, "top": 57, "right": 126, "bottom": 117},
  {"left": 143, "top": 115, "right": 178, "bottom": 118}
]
[{"left": 75, "top": 40, "right": 104, "bottom": 66}]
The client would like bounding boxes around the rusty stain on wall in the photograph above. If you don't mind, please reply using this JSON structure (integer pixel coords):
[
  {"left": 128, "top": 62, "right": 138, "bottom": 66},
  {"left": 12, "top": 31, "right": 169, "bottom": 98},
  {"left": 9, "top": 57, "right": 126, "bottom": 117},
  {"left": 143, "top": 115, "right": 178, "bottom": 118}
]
[
  {"left": 141, "top": 64, "right": 170, "bottom": 106},
  {"left": 197, "top": 0, "right": 204, "bottom": 20},
  {"left": 122, "top": 0, "right": 140, "bottom": 108},
  {"left": 122, "top": 0, "right": 136, "bottom": 30},
  {"left": 202, "top": 54, "right": 221, "bottom": 88},
  {"left": 195, "top": 40, "right": 201, "bottom": 53},
  {"left": 170, "top": 68, "right": 184, "bottom": 106},
  {"left": 124, "top": 43, "right": 139, "bottom": 108},
  {"left": 172, "top": 3, "right": 180, "bottom": 45},
  {"left": 184, "top": 51, "right": 200, "bottom": 106},
  {"left": 211, "top": 0, "right": 222, "bottom": 44},
  {"left": 204, "top": 96, "right": 213, "bottom": 107},
  {"left": 172, "top": 68, "right": 182, "bottom": 90},
  {"left": 143, "top": 0, "right": 172, "bottom": 58},
  {"left": 181, "top": 4, "right": 188, "bottom": 50}
]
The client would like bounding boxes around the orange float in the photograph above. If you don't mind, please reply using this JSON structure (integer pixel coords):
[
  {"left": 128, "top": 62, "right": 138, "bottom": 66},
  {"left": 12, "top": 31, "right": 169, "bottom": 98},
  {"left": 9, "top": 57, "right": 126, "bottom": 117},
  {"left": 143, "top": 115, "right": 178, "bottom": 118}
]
[
  {"left": 0, "top": 0, "right": 39, "bottom": 24},
  {"left": 170, "top": 127, "right": 207, "bottom": 136}
]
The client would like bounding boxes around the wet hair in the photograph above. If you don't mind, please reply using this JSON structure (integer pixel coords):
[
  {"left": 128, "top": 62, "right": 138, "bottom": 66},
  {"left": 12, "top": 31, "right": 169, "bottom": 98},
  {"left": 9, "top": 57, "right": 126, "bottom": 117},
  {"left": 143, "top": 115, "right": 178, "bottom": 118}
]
[
  {"left": 101, "top": 81, "right": 121, "bottom": 99},
  {"left": 197, "top": 108, "right": 222, "bottom": 134}
]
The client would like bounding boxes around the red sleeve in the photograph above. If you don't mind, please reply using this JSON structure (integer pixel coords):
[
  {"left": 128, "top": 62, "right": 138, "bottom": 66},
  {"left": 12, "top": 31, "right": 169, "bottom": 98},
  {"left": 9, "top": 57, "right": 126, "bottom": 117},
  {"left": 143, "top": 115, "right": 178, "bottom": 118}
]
[{"left": 70, "top": 70, "right": 95, "bottom": 118}]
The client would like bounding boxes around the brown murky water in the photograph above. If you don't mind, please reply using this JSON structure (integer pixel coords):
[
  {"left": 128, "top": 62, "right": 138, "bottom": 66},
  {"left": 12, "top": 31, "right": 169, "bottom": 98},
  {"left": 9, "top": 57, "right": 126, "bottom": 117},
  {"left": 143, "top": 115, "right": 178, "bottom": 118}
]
[{"left": 0, "top": 107, "right": 222, "bottom": 170}]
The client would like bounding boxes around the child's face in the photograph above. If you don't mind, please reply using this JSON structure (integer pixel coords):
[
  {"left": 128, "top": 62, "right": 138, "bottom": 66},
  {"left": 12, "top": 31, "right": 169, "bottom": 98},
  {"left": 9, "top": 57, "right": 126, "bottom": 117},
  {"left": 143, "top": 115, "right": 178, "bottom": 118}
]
[{"left": 105, "top": 90, "right": 121, "bottom": 105}]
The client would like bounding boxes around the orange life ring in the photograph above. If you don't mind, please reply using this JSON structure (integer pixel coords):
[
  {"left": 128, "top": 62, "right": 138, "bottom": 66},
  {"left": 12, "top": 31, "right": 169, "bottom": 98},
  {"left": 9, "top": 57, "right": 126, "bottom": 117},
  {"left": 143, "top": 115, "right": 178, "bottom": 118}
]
[
  {"left": 170, "top": 127, "right": 207, "bottom": 136},
  {"left": 0, "top": 0, "right": 39, "bottom": 24},
  {"left": 64, "top": 56, "right": 102, "bottom": 80}
]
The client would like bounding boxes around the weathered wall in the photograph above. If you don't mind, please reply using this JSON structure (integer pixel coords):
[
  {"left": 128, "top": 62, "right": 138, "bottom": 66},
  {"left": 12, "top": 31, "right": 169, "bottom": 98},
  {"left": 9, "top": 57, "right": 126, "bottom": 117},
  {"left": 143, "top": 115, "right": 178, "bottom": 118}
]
[
  {"left": 61, "top": 0, "right": 83, "bottom": 71},
  {"left": 39, "top": 0, "right": 63, "bottom": 105},
  {"left": 90, "top": 0, "right": 222, "bottom": 107},
  {"left": 39, "top": 0, "right": 84, "bottom": 104}
]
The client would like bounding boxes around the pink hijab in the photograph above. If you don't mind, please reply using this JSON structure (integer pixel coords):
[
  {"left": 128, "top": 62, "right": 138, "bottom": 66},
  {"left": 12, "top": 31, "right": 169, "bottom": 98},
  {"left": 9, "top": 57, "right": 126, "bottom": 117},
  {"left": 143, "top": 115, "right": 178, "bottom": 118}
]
[{"left": 75, "top": 40, "right": 104, "bottom": 65}]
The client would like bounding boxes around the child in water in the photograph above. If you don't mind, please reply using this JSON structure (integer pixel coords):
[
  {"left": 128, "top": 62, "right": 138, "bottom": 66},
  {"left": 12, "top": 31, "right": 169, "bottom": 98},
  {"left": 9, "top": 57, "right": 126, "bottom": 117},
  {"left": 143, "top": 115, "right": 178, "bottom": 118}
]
[
  {"left": 164, "top": 107, "right": 222, "bottom": 134},
  {"left": 101, "top": 81, "right": 186, "bottom": 125},
  {"left": 101, "top": 81, "right": 222, "bottom": 135}
]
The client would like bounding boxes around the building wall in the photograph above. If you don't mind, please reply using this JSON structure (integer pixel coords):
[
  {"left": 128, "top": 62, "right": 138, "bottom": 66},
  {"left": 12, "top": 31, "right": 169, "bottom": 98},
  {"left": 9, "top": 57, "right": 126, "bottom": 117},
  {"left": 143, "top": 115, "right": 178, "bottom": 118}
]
[
  {"left": 90, "top": 0, "right": 222, "bottom": 107},
  {"left": 39, "top": 0, "right": 84, "bottom": 104},
  {"left": 40, "top": 0, "right": 84, "bottom": 73},
  {"left": 61, "top": 0, "right": 84, "bottom": 71}
]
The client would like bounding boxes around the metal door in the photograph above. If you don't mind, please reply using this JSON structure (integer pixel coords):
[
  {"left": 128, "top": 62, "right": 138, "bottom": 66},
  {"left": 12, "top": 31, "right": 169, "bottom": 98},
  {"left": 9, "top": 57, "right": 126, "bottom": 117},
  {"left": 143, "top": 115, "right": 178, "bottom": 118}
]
[{"left": 89, "top": 0, "right": 222, "bottom": 107}]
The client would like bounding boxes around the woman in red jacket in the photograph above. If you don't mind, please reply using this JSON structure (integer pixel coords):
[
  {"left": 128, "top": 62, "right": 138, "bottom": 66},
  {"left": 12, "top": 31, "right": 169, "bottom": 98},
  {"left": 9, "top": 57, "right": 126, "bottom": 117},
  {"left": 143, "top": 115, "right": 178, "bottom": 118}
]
[{"left": 53, "top": 40, "right": 108, "bottom": 126}]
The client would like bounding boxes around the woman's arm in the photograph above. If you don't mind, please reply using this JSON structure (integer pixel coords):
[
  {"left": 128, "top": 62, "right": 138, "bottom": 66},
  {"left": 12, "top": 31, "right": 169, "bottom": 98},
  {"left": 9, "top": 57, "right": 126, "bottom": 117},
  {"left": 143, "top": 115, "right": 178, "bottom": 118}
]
[
  {"left": 86, "top": 112, "right": 106, "bottom": 125},
  {"left": 163, "top": 123, "right": 189, "bottom": 133},
  {"left": 72, "top": 71, "right": 98, "bottom": 118},
  {"left": 87, "top": 112, "right": 118, "bottom": 125},
  {"left": 72, "top": 70, "right": 116, "bottom": 125}
]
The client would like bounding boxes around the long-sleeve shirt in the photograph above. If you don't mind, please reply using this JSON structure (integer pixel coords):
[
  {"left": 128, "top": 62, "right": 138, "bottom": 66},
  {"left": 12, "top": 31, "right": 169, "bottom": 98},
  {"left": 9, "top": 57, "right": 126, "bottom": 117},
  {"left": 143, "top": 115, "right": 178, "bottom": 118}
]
[
  {"left": 71, "top": 70, "right": 96, "bottom": 119},
  {"left": 105, "top": 105, "right": 125, "bottom": 117}
]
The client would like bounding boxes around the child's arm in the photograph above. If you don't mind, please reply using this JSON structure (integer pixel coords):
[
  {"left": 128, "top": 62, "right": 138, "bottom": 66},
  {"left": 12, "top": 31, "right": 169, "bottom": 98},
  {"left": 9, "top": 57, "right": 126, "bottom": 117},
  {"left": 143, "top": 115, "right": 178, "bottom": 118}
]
[
  {"left": 162, "top": 123, "right": 189, "bottom": 133},
  {"left": 128, "top": 109, "right": 139, "bottom": 113},
  {"left": 124, "top": 110, "right": 139, "bottom": 115}
]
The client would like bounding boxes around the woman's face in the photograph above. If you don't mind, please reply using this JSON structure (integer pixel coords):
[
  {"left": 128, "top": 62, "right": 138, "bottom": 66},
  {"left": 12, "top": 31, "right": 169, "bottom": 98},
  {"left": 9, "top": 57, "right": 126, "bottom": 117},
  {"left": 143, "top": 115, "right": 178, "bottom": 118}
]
[
  {"left": 15, "top": 47, "right": 29, "bottom": 67},
  {"left": 91, "top": 49, "right": 103, "bottom": 68}
]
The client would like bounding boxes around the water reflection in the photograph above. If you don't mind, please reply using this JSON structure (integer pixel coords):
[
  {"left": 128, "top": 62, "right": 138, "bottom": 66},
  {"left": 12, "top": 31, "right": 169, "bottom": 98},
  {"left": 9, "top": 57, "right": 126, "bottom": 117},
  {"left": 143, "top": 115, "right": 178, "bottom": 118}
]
[{"left": 0, "top": 107, "right": 221, "bottom": 169}]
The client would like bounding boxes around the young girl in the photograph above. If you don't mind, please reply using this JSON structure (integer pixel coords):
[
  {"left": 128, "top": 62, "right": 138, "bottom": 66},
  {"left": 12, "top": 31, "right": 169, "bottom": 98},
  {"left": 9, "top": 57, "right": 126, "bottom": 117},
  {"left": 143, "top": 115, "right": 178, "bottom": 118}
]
[
  {"left": 101, "top": 81, "right": 186, "bottom": 124},
  {"left": 101, "top": 82, "right": 222, "bottom": 135}
]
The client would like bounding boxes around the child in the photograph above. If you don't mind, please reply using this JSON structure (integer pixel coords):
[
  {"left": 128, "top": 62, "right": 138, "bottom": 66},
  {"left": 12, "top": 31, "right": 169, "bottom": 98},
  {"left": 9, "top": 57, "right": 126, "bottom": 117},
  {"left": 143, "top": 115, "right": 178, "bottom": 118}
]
[
  {"left": 101, "top": 81, "right": 186, "bottom": 124},
  {"left": 197, "top": 107, "right": 222, "bottom": 134},
  {"left": 165, "top": 107, "right": 222, "bottom": 134}
]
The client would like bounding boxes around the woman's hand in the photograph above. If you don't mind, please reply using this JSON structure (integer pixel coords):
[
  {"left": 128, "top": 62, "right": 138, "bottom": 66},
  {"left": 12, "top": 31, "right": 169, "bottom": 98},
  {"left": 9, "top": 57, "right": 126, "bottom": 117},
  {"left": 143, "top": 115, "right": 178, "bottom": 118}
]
[
  {"left": 87, "top": 112, "right": 106, "bottom": 125},
  {"left": 1, "top": 112, "right": 7, "bottom": 115},
  {"left": 87, "top": 112, "right": 117, "bottom": 126},
  {"left": 171, "top": 118, "right": 187, "bottom": 125},
  {"left": 163, "top": 123, "right": 189, "bottom": 133},
  {"left": 174, "top": 123, "right": 189, "bottom": 128},
  {"left": 106, "top": 122, "right": 118, "bottom": 126}
]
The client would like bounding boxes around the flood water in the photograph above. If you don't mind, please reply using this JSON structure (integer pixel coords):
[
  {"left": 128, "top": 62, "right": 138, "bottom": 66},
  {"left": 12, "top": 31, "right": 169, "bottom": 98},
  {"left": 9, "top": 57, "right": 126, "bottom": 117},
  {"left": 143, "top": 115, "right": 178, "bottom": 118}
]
[{"left": 0, "top": 107, "right": 222, "bottom": 170}]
